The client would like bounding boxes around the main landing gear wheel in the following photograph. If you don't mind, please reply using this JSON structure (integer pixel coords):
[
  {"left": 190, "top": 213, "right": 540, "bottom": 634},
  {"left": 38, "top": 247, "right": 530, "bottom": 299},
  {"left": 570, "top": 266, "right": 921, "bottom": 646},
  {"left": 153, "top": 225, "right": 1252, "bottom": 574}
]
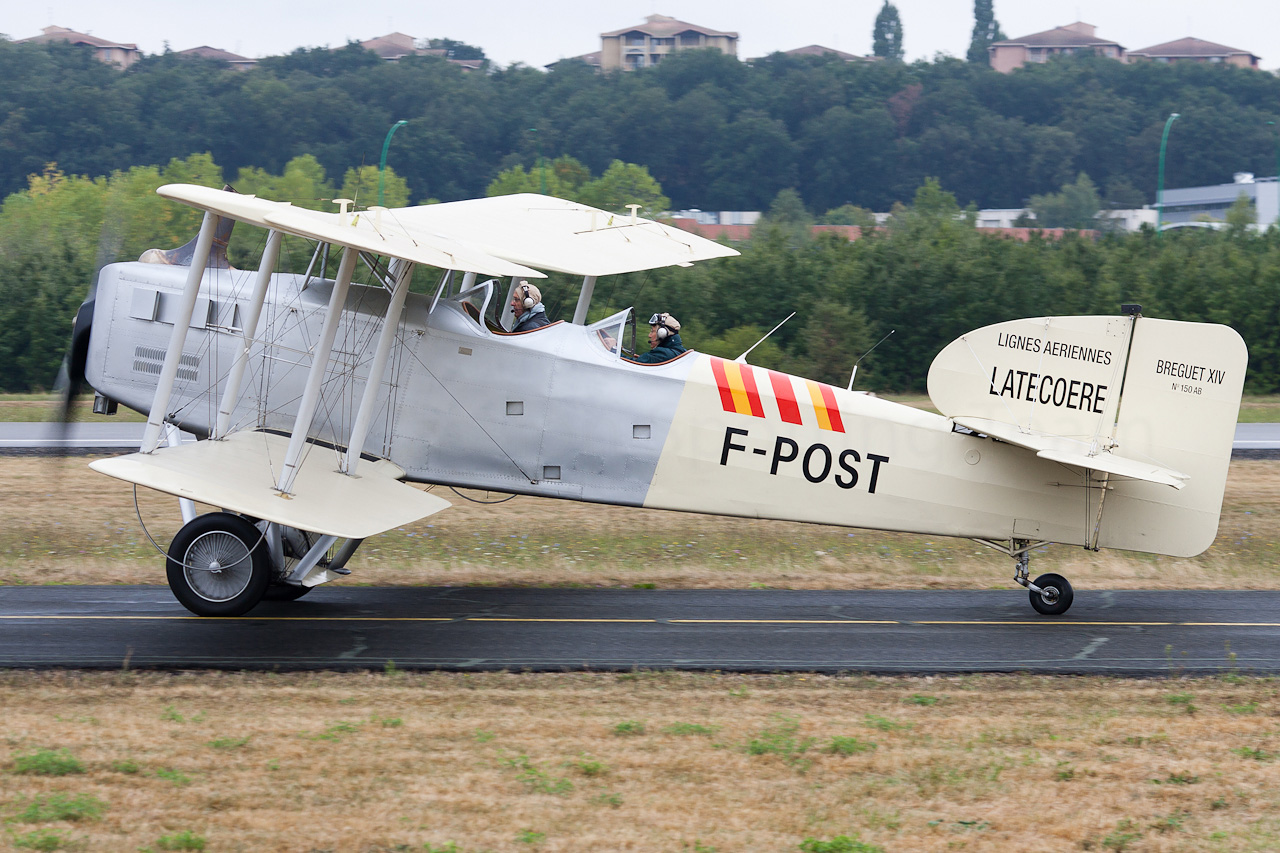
[
  {"left": 166, "top": 512, "right": 269, "bottom": 617},
  {"left": 1028, "top": 572, "right": 1074, "bottom": 616}
]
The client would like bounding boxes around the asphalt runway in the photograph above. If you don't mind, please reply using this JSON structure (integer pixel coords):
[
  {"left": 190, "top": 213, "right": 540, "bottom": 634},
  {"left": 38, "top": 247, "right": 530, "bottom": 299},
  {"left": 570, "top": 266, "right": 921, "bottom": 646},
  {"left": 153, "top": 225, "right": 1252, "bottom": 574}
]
[
  {"left": 4, "top": 422, "right": 1280, "bottom": 451},
  {"left": 3, "top": 585, "right": 1278, "bottom": 675}
]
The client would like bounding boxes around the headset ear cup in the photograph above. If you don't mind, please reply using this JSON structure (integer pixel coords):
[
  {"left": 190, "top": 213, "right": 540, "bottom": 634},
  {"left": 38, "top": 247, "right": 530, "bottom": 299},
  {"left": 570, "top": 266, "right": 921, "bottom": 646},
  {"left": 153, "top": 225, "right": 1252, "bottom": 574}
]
[
  {"left": 523, "top": 297, "right": 535, "bottom": 308},
  {"left": 656, "top": 326, "right": 668, "bottom": 339}
]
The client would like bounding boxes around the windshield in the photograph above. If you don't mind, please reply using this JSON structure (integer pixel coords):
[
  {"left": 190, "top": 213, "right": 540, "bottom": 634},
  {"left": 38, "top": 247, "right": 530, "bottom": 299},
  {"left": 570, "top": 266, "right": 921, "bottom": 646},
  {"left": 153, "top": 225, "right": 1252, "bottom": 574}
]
[
  {"left": 451, "top": 279, "right": 497, "bottom": 329},
  {"left": 587, "top": 308, "right": 631, "bottom": 358}
]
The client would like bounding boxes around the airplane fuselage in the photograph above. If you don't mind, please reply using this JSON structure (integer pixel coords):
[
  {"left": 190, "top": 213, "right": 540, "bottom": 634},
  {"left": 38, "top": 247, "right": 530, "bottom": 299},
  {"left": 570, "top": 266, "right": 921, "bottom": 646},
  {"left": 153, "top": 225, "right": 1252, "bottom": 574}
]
[{"left": 86, "top": 260, "right": 1099, "bottom": 548}]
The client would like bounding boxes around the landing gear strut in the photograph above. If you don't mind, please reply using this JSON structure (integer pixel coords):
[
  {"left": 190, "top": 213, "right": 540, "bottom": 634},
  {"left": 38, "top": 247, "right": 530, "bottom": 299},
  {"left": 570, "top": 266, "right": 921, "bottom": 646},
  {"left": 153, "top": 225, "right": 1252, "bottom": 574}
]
[{"left": 974, "top": 538, "right": 1075, "bottom": 616}]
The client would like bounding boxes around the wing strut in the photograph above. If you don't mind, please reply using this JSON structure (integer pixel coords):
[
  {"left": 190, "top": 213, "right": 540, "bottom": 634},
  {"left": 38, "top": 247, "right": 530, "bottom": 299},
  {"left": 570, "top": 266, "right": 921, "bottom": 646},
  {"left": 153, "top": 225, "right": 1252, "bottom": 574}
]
[
  {"left": 275, "top": 246, "right": 358, "bottom": 495},
  {"left": 215, "top": 229, "right": 282, "bottom": 439},
  {"left": 139, "top": 211, "right": 222, "bottom": 454},
  {"left": 343, "top": 257, "right": 413, "bottom": 476}
]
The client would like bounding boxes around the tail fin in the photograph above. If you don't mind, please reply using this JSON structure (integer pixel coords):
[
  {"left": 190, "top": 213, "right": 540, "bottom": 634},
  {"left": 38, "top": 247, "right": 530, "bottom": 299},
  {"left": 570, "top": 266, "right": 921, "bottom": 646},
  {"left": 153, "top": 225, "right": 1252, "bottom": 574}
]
[
  {"left": 928, "top": 315, "right": 1246, "bottom": 557},
  {"left": 1096, "top": 317, "right": 1246, "bottom": 556}
]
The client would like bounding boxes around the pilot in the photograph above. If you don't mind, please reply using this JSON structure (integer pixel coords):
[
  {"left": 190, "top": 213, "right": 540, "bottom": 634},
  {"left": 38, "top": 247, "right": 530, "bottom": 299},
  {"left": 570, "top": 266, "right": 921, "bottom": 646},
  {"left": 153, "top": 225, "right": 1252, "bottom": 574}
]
[
  {"left": 508, "top": 280, "right": 551, "bottom": 333},
  {"left": 633, "top": 312, "right": 686, "bottom": 364}
]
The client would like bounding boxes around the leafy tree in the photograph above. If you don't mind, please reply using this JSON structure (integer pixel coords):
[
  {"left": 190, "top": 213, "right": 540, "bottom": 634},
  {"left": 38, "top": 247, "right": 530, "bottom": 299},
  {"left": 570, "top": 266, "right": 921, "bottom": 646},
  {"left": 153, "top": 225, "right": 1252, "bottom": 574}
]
[
  {"left": 486, "top": 164, "right": 575, "bottom": 199},
  {"left": 233, "top": 154, "right": 336, "bottom": 209},
  {"left": 967, "top": 0, "right": 1006, "bottom": 65},
  {"left": 698, "top": 325, "right": 788, "bottom": 371},
  {"left": 577, "top": 160, "right": 670, "bottom": 215},
  {"left": 1226, "top": 192, "right": 1256, "bottom": 230},
  {"left": 426, "top": 38, "right": 485, "bottom": 60},
  {"left": 1028, "top": 173, "right": 1101, "bottom": 228},
  {"left": 339, "top": 164, "right": 410, "bottom": 209},
  {"left": 1103, "top": 176, "right": 1146, "bottom": 209},
  {"left": 759, "top": 188, "right": 814, "bottom": 244},
  {"left": 872, "top": 2, "right": 905, "bottom": 61},
  {"left": 821, "top": 204, "right": 878, "bottom": 227},
  {"left": 550, "top": 155, "right": 591, "bottom": 192}
]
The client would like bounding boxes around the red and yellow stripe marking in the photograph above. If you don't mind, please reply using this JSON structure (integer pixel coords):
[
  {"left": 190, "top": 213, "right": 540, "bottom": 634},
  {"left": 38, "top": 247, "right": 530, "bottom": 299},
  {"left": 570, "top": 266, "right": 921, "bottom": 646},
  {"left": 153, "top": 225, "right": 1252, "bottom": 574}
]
[
  {"left": 805, "top": 379, "right": 845, "bottom": 433},
  {"left": 767, "top": 370, "right": 804, "bottom": 425},
  {"left": 710, "top": 357, "right": 843, "bottom": 432},
  {"left": 709, "top": 357, "right": 764, "bottom": 417}
]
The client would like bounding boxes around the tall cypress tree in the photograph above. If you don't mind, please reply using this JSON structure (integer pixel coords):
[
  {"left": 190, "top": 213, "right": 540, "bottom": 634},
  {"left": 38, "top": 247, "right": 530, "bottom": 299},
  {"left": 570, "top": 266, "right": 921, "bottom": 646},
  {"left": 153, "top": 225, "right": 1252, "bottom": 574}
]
[
  {"left": 872, "top": 1, "right": 905, "bottom": 61},
  {"left": 967, "top": 0, "right": 1006, "bottom": 64}
]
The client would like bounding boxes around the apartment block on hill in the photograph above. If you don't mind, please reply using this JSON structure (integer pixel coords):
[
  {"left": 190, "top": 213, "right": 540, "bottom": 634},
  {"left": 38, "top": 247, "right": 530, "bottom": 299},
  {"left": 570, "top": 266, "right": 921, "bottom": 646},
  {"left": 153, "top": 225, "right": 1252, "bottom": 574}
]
[
  {"left": 988, "top": 22, "right": 1123, "bottom": 73},
  {"left": 358, "top": 33, "right": 485, "bottom": 70},
  {"left": 1127, "top": 37, "right": 1260, "bottom": 69},
  {"left": 17, "top": 25, "right": 142, "bottom": 68},
  {"left": 600, "top": 14, "right": 737, "bottom": 71},
  {"left": 176, "top": 46, "right": 256, "bottom": 70}
]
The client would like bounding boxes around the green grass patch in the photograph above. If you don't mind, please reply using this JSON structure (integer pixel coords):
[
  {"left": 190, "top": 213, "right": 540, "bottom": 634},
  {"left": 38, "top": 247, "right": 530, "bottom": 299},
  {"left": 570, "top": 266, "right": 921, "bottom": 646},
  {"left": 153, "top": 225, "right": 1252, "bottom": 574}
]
[
  {"left": 13, "top": 793, "right": 105, "bottom": 823},
  {"left": 746, "top": 715, "right": 816, "bottom": 769},
  {"left": 150, "top": 767, "right": 191, "bottom": 787},
  {"left": 662, "top": 722, "right": 719, "bottom": 736},
  {"left": 863, "top": 714, "right": 912, "bottom": 732},
  {"left": 826, "top": 735, "right": 877, "bottom": 755},
  {"left": 9, "top": 828, "right": 79, "bottom": 851},
  {"left": 499, "top": 752, "right": 573, "bottom": 796},
  {"left": 207, "top": 736, "right": 250, "bottom": 750},
  {"left": 154, "top": 829, "right": 206, "bottom": 850},
  {"left": 10, "top": 748, "right": 84, "bottom": 776},
  {"left": 799, "top": 835, "right": 884, "bottom": 852}
]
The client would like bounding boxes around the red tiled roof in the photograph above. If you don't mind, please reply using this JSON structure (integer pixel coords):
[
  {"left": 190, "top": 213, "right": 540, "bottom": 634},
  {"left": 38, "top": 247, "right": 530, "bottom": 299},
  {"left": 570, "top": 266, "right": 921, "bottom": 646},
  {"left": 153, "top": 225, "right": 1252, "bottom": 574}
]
[
  {"left": 992, "top": 24, "right": 1121, "bottom": 50},
  {"left": 18, "top": 25, "right": 137, "bottom": 50},
  {"left": 1129, "top": 37, "right": 1256, "bottom": 60},
  {"left": 784, "top": 45, "right": 864, "bottom": 61},
  {"left": 177, "top": 46, "right": 253, "bottom": 63},
  {"left": 602, "top": 14, "right": 736, "bottom": 39}
]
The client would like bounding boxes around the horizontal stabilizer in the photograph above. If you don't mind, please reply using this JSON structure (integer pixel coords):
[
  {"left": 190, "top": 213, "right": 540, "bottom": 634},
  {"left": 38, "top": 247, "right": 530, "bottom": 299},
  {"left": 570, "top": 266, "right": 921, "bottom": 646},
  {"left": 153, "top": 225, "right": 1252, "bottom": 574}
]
[
  {"left": 954, "top": 417, "right": 1189, "bottom": 489},
  {"left": 90, "top": 431, "right": 450, "bottom": 539}
]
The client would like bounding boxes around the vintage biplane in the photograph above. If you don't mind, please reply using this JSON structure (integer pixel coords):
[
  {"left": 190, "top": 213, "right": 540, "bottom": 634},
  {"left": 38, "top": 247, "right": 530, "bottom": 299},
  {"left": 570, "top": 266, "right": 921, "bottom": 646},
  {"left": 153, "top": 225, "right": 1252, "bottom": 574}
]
[{"left": 65, "top": 184, "right": 1247, "bottom": 617}]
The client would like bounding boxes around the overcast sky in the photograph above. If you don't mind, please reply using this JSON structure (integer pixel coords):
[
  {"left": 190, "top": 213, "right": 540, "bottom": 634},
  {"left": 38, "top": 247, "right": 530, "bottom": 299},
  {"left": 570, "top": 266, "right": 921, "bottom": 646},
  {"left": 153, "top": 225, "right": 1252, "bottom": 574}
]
[{"left": 6, "top": 1, "right": 1280, "bottom": 70}]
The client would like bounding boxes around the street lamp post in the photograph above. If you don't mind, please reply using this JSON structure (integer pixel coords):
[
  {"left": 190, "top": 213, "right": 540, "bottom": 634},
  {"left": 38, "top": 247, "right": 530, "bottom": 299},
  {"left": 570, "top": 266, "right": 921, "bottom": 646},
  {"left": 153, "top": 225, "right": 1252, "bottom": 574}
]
[
  {"left": 1156, "top": 112, "right": 1180, "bottom": 234},
  {"left": 378, "top": 120, "right": 408, "bottom": 207}
]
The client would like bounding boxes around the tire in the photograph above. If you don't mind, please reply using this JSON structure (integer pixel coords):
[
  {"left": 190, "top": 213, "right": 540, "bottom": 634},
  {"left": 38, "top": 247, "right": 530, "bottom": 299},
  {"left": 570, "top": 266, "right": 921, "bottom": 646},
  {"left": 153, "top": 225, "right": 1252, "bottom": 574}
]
[
  {"left": 262, "top": 583, "right": 312, "bottom": 602},
  {"left": 166, "top": 512, "right": 270, "bottom": 617},
  {"left": 1029, "top": 572, "right": 1074, "bottom": 616}
]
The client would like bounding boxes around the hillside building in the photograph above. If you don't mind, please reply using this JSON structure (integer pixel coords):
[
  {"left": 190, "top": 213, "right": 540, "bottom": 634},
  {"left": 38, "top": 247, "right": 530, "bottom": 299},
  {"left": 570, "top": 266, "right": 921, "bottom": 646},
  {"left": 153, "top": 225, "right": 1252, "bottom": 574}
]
[
  {"left": 1127, "top": 37, "right": 1260, "bottom": 69},
  {"left": 175, "top": 46, "right": 256, "bottom": 70},
  {"left": 600, "top": 14, "right": 737, "bottom": 71},
  {"left": 988, "top": 22, "right": 1123, "bottom": 73},
  {"left": 1160, "top": 173, "right": 1279, "bottom": 229},
  {"left": 17, "top": 25, "right": 142, "bottom": 68}
]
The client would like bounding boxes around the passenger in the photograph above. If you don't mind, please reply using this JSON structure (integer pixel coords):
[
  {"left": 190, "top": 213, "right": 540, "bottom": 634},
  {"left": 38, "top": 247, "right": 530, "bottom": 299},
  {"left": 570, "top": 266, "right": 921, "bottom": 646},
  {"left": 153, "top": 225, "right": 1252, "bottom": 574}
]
[
  {"left": 633, "top": 312, "right": 686, "bottom": 364},
  {"left": 508, "top": 281, "right": 551, "bottom": 333}
]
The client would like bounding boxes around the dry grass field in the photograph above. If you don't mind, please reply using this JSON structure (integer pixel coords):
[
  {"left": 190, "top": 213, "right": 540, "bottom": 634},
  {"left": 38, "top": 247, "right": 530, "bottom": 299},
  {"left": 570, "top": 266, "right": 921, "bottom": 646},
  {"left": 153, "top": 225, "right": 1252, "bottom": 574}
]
[
  {"left": 4, "top": 670, "right": 1280, "bottom": 852},
  {"left": 5, "top": 454, "right": 1280, "bottom": 851},
  {"left": 2, "top": 455, "right": 1280, "bottom": 591}
]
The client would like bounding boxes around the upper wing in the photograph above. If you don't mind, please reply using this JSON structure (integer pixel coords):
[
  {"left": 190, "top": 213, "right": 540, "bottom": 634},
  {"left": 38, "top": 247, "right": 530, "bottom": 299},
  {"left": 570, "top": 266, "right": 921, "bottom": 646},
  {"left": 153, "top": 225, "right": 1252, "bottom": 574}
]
[
  {"left": 157, "top": 184, "right": 545, "bottom": 278},
  {"left": 159, "top": 185, "right": 738, "bottom": 278},
  {"left": 386, "top": 193, "right": 741, "bottom": 276}
]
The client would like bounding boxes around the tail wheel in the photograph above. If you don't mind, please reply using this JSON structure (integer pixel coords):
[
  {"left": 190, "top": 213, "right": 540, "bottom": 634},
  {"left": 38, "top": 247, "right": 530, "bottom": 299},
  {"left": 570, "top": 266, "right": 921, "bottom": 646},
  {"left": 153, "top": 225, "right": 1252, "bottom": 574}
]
[
  {"left": 166, "top": 512, "right": 269, "bottom": 617},
  {"left": 1029, "top": 572, "right": 1074, "bottom": 616}
]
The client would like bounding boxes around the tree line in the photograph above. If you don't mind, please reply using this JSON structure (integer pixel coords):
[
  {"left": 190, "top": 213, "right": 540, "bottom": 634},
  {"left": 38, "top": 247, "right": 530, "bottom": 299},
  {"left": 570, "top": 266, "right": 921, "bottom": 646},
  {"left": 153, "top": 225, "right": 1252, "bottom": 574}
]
[
  {"left": 3, "top": 37, "right": 1279, "bottom": 217},
  {"left": 3, "top": 156, "right": 1280, "bottom": 396}
]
